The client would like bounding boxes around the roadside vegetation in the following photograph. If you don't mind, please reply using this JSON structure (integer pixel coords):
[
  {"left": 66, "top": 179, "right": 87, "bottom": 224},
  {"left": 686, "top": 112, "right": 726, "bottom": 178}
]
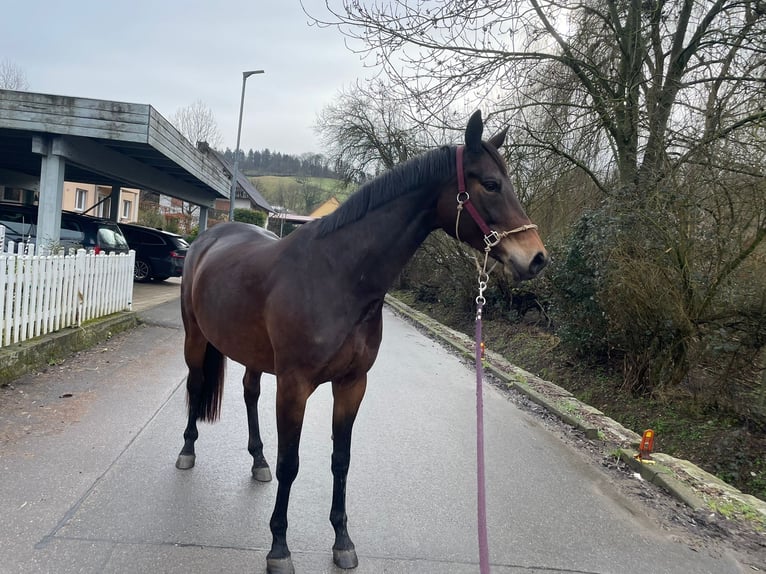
[
  {"left": 391, "top": 245, "right": 766, "bottom": 500},
  {"left": 305, "top": 0, "right": 766, "bottom": 501}
]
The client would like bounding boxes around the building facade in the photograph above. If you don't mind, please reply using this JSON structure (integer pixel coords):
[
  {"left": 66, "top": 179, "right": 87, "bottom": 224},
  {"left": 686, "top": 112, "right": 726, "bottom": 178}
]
[{"left": 61, "top": 183, "right": 139, "bottom": 222}]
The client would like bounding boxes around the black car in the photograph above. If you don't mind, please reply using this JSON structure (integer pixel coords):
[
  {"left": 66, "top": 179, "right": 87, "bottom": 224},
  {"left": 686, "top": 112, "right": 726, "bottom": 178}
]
[
  {"left": 118, "top": 223, "right": 188, "bottom": 282},
  {"left": 0, "top": 202, "right": 130, "bottom": 254}
]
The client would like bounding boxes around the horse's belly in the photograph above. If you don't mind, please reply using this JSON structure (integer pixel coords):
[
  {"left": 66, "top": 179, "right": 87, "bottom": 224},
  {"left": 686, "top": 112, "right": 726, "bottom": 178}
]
[
  {"left": 193, "top": 289, "right": 276, "bottom": 373},
  {"left": 309, "top": 314, "right": 383, "bottom": 383}
]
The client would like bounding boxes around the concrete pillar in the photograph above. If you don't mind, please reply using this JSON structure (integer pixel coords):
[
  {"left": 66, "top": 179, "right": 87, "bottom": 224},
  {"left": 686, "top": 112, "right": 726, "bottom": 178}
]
[
  {"left": 198, "top": 206, "right": 208, "bottom": 233},
  {"left": 109, "top": 184, "right": 120, "bottom": 221},
  {"left": 32, "top": 136, "right": 65, "bottom": 251}
]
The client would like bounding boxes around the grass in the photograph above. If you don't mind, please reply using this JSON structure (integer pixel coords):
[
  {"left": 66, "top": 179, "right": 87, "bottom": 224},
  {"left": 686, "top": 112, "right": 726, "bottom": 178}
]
[{"left": 709, "top": 498, "right": 766, "bottom": 531}]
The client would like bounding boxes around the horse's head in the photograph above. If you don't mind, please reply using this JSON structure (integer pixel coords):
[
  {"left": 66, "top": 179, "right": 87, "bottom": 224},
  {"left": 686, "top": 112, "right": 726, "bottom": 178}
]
[{"left": 438, "top": 111, "right": 549, "bottom": 282}]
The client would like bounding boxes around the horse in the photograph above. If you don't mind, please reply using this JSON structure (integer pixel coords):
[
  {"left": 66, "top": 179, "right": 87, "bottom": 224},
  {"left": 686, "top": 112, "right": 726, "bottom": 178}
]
[{"left": 175, "top": 110, "right": 549, "bottom": 574}]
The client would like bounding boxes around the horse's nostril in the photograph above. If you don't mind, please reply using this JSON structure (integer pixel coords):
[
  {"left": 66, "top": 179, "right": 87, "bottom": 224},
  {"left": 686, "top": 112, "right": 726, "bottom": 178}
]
[{"left": 529, "top": 251, "right": 549, "bottom": 276}]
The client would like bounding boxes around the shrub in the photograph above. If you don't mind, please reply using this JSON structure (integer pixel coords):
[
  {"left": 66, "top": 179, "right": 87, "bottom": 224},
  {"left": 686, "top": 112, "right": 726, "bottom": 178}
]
[
  {"left": 547, "top": 209, "right": 612, "bottom": 360},
  {"left": 233, "top": 208, "right": 267, "bottom": 227}
]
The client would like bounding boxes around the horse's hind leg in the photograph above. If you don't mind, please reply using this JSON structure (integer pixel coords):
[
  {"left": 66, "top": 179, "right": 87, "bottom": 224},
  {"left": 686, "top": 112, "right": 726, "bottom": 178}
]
[
  {"left": 176, "top": 329, "right": 225, "bottom": 470},
  {"left": 329, "top": 374, "right": 367, "bottom": 570},
  {"left": 176, "top": 363, "right": 203, "bottom": 470},
  {"left": 243, "top": 369, "right": 272, "bottom": 482}
]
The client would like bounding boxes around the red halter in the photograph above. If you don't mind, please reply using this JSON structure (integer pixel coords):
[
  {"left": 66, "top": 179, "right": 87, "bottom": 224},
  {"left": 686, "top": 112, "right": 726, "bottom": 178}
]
[{"left": 455, "top": 145, "right": 538, "bottom": 251}]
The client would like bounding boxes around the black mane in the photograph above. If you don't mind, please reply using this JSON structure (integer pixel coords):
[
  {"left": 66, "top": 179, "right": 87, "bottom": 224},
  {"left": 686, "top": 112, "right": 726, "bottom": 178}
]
[{"left": 314, "top": 146, "right": 456, "bottom": 238}]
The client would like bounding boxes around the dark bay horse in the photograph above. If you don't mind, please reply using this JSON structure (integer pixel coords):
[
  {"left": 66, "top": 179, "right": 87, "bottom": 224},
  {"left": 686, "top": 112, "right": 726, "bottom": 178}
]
[{"left": 175, "top": 110, "right": 548, "bottom": 573}]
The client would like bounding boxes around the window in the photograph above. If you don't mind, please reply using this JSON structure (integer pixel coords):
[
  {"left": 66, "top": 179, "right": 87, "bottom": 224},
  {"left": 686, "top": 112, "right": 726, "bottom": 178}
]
[
  {"left": 75, "top": 188, "right": 88, "bottom": 211},
  {"left": 97, "top": 195, "right": 111, "bottom": 219},
  {"left": 98, "top": 224, "right": 129, "bottom": 251},
  {"left": 134, "top": 230, "right": 164, "bottom": 245},
  {"left": 0, "top": 209, "right": 35, "bottom": 242},
  {"left": 60, "top": 219, "right": 85, "bottom": 245},
  {"left": 2, "top": 187, "right": 22, "bottom": 203},
  {"left": 122, "top": 199, "right": 133, "bottom": 220}
]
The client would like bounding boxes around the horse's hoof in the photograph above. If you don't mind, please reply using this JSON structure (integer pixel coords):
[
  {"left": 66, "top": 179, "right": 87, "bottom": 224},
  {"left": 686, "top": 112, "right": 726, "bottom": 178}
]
[
  {"left": 175, "top": 454, "right": 196, "bottom": 470},
  {"left": 252, "top": 465, "right": 272, "bottom": 482},
  {"left": 333, "top": 548, "right": 359, "bottom": 569},
  {"left": 266, "top": 556, "right": 294, "bottom": 574}
]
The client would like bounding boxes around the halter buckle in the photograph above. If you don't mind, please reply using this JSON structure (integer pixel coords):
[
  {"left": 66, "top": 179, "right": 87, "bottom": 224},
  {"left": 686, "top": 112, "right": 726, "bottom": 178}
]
[{"left": 483, "top": 230, "right": 502, "bottom": 249}]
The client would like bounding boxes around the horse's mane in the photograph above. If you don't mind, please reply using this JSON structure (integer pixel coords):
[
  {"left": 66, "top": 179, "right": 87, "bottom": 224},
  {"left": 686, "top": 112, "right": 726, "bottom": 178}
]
[{"left": 314, "top": 146, "right": 456, "bottom": 238}]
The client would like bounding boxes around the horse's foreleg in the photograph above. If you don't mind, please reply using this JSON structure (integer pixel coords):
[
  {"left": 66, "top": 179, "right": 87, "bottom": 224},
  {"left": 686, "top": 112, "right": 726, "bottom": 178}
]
[
  {"left": 267, "top": 378, "right": 311, "bottom": 574},
  {"left": 329, "top": 374, "right": 367, "bottom": 570},
  {"left": 176, "top": 367, "right": 203, "bottom": 470},
  {"left": 243, "top": 369, "right": 271, "bottom": 482}
]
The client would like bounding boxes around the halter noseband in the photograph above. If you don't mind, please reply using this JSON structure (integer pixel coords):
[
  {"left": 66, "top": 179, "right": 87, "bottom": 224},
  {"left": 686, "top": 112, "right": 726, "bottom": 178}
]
[{"left": 455, "top": 145, "right": 538, "bottom": 251}]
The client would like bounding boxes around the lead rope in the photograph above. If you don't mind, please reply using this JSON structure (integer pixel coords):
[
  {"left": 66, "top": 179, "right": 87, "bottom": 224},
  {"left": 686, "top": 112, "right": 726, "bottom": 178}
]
[
  {"left": 455, "top": 143, "right": 538, "bottom": 574},
  {"left": 456, "top": 145, "right": 492, "bottom": 574},
  {"left": 475, "top": 266, "right": 491, "bottom": 574}
]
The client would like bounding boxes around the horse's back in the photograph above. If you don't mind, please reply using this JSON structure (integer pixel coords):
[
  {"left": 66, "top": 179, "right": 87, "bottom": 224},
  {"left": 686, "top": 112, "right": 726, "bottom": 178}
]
[
  {"left": 186, "top": 222, "right": 278, "bottom": 266},
  {"left": 184, "top": 223, "right": 278, "bottom": 283}
]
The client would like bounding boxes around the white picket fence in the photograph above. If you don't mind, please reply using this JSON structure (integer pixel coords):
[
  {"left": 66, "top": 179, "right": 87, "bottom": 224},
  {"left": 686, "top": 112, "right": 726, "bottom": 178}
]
[{"left": 0, "top": 241, "right": 135, "bottom": 348}]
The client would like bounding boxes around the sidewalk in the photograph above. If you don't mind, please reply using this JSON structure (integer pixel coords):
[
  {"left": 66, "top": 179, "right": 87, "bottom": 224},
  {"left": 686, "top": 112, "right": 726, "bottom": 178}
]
[
  {"left": 131, "top": 277, "right": 182, "bottom": 312},
  {"left": 0, "top": 278, "right": 182, "bottom": 384}
]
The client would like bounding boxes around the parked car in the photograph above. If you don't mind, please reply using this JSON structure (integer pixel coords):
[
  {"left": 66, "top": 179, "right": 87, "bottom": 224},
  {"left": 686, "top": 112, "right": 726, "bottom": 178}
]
[
  {"left": 117, "top": 223, "right": 188, "bottom": 282},
  {"left": 0, "top": 202, "right": 130, "bottom": 254}
]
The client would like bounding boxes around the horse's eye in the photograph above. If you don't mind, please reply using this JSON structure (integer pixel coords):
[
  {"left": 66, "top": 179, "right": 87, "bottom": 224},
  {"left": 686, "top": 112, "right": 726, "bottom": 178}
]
[{"left": 483, "top": 180, "right": 501, "bottom": 193}]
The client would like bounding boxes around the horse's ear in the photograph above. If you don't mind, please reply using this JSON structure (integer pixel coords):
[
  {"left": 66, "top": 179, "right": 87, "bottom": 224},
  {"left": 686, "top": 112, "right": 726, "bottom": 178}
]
[
  {"left": 487, "top": 126, "right": 508, "bottom": 150},
  {"left": 465, "top": 110, "right": 483, "bottom": 152}
]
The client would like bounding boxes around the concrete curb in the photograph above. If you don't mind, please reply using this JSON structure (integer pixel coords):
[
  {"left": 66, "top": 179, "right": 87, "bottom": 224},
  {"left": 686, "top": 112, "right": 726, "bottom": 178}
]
[
  {"left": 384, "top": 294, "right": 766, "bottom": 527},
  {"left": 0, "top": 312, "right": 140, "bottom": 384}
]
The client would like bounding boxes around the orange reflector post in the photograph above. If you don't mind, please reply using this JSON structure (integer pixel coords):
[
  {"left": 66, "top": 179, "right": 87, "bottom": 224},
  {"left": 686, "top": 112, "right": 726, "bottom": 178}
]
[
  {"left": 480, "top": 341, "right": 485, "bottom": 359},
  {"left": 636, "top": 429, "right": 655, "bottom": 463}
]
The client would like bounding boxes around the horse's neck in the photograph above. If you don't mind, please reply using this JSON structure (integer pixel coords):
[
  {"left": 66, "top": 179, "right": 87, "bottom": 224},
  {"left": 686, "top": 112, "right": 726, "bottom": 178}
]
[{"left": 331, "top": 189, "right": 437, "bottom": 295}]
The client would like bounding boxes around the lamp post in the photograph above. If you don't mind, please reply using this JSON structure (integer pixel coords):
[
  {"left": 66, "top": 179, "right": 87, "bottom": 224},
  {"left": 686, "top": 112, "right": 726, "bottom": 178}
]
[{"left": 229, "top": 69, "right": 264, "bottom": 222}]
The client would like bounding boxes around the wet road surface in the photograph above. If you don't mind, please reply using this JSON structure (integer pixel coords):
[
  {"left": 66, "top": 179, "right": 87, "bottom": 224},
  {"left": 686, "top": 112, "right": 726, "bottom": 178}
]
[{"left": 0, "top": 285, "right": 747, "bottom": 573}]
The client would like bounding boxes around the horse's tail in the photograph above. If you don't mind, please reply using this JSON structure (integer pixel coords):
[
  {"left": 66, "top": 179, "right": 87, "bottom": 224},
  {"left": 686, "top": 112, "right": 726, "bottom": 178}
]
[{"left": 198, "top": 343, "right": 226, "bottom": 422}]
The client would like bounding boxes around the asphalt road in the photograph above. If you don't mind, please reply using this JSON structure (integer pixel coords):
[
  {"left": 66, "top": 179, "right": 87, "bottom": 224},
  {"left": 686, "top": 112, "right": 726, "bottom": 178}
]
[{"left": 0, "top": 285, "right": 747, "bottom": 573}]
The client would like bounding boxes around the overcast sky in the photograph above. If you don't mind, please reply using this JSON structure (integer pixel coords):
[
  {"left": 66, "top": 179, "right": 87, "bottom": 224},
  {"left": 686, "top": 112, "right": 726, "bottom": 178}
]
[{"left": 1, "top": 1, "right": 373, "bottom": 156}]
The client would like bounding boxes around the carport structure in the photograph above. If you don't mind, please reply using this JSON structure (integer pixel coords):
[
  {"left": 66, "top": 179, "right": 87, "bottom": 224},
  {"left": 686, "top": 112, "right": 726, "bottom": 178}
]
[{"left": 0, "top": 89, "right": 236, "bottom": 248}]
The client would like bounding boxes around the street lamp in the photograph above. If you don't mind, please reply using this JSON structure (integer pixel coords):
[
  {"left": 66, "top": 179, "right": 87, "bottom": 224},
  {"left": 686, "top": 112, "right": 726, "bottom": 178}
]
[{"left": 229, "top": 69, "right": 265, "bottom": 222}]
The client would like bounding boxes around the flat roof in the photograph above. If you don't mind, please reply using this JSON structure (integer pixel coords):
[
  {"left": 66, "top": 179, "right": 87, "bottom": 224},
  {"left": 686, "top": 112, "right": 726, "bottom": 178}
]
[
  {"left": 0, "top": 89, "right": 233, "bottom": 207},
  {"left": 270, "top": 212, "right": 316, "bottom": 224}
]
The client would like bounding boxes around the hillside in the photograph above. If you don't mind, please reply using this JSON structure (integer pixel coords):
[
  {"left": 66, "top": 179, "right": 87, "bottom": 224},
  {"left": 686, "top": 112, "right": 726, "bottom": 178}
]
[{"left": 250, "top": 174, "right": 352, "bottom": 215}]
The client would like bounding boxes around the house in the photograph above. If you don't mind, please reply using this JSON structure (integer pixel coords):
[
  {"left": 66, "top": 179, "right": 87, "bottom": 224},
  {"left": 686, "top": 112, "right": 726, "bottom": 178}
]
[
  {"left": 1, "top": 181, "right": 139, "bottom": 222},
  {"left": 196, "top": 142, "right": 272, "bottom": 218},
  {"left": 267, "top": 196, "right": 342, "bottom": 237},
  {"left": 309, "top": 196, "right": 340, "bottom": 218},
  {"left": 61, "top": 182, "right": 139, "bottom": 221}
]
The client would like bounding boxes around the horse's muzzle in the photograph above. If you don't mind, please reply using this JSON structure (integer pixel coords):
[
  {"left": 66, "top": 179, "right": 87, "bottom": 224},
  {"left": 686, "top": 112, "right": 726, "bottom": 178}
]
[
  {"left": 505, "top": 249, "right": 549, "bottom": 282},
  {"left": 528, "top": 250, "right": 549, "bottom": 277}
]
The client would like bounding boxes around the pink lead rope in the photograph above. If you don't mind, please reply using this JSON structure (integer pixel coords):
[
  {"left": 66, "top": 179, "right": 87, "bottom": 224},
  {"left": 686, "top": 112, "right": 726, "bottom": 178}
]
[
  {"left": 457, "top": 145, "right": 491, "bottom": 573},
  {"left": 456, "top": 142, "right": 540, "bottom": 572},
  {"left": 475, "top": 300, "right": 490, "bottom": 574}
]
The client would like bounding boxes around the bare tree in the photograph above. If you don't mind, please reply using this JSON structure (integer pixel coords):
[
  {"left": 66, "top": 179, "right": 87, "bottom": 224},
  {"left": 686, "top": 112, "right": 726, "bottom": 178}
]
[
  {"left": 315, "top": 0, "right": 766, "bottom": 197},
  {"left": 170, "top": 100, "right": 223, "bottom": 149},
  {"left": 0, "top": 59, "right": 29, "bottom": 90},
  {"left": 313, "top": 0, "right": 766, "bottom": 414},
  {"left": 168, "top": 100, "right": 225, "bottom": 226},
  {"left": 315, "top": 81, "right": 427, "bottom": 184}
]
